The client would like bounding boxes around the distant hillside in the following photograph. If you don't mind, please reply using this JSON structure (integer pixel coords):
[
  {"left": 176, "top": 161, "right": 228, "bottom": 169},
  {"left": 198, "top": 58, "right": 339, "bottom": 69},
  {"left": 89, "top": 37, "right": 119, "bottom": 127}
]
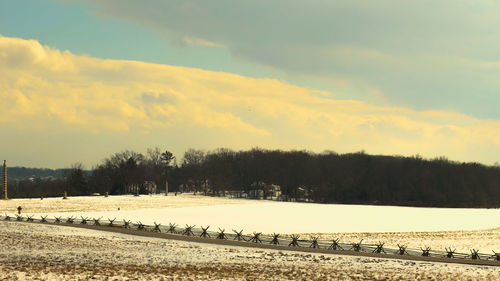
[{"left": 6, "top": 167, "right": 71, "bottom": 180}]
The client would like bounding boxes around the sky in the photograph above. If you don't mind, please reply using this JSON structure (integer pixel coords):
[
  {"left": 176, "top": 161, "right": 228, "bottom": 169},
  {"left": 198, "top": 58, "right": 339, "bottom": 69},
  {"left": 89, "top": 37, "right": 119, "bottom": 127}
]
[{"left": 1, "top": 0, "right": 500, "bottom": 168}]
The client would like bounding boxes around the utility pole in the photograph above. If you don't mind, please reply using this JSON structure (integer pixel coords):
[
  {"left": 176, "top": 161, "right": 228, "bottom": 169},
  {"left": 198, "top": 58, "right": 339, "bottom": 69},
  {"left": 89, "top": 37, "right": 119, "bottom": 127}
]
[{"left": 3, "top": 160, "right": 7, "bottom": 200}]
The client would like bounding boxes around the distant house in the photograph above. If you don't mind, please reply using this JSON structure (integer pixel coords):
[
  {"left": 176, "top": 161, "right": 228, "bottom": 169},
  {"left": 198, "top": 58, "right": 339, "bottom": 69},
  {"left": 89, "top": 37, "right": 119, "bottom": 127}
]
[
  {"left": 295, "top": 186, "right": 312, "bottom": 202},
  {"left": 248, "top": 182, "right": 282, "bottom": 200},
  {"left": 264, "top": 184, "right": 281, "bottom": 199}
]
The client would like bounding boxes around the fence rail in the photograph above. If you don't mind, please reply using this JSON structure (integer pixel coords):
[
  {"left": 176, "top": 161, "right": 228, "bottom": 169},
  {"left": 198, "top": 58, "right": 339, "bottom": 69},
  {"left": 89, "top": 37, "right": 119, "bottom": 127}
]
[{"left": 2, "top": 213, "right": 499, "bottom": 263}]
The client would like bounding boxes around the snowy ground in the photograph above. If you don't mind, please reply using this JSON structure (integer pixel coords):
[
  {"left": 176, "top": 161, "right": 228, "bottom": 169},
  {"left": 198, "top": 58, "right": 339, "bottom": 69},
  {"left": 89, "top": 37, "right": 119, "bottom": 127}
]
[
  {"left": 1, "top": 194, "right": 499, "bottom": 280},
  {"left": 3, "top": 194, "right": 500, "bottom": 232},
  {"left": 2, "top": 194, "right": 500, "bottom": 253},
  {"left": 1, "top": 221, "right": 499, "bottom": 281}
]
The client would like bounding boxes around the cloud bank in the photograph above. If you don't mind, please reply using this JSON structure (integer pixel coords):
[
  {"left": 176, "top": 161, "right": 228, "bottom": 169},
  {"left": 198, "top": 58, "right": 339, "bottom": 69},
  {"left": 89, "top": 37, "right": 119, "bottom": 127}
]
[
  {"left": 78, "top": 0, "right": 500, "bottom": 119},
  {"left": 1, "top": 35, "right": 499, "bottom": 167}
]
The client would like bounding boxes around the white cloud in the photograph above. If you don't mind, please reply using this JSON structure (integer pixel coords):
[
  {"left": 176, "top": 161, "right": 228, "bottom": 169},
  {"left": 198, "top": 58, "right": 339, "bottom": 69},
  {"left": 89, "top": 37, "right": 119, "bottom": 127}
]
[{"left": 1, "top": 35, "right": 500, "bottom": 167}]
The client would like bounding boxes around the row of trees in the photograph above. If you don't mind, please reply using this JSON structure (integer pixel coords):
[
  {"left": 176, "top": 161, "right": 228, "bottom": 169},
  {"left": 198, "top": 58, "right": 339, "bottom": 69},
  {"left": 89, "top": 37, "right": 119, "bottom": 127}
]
[
  {"left": 75, "top": 148, "right": 176, "bottom": 196},
  {"left": 8, "top": 148, "right": 175, "bottom": 198},
  {"left": 7, "top": 148, "right": 500, "bottom": 208},
  {"left": 174, "top": 148, "right": 500, "bottom": 207}
]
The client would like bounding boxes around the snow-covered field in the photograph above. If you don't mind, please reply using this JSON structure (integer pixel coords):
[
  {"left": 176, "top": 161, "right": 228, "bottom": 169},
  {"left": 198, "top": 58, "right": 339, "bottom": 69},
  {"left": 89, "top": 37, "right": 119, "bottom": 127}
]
[
  {"left": 1, "top": 221, "right": 499, "bottom": 281},
  {"left": 2, "top": 194, "right": 499, "bottom": 252},
  {"left": 3, "top": 194, "right": 500, "bottom": 232},
  {"left": 1, "top": 194, "right": 499, "bottom": 279}
]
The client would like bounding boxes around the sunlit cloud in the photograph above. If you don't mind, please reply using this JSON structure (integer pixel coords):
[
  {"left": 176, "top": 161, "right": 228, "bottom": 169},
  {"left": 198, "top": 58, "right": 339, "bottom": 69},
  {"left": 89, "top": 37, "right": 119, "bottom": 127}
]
[{"left": 1, "top": 35, "right": 500, "bottom": 167}]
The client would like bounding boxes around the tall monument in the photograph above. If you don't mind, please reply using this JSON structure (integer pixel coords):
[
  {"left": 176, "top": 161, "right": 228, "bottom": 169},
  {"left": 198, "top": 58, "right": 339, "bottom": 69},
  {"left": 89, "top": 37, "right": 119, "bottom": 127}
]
[{"left": 3, "top": 160, "right": 7, "bottom": 200}]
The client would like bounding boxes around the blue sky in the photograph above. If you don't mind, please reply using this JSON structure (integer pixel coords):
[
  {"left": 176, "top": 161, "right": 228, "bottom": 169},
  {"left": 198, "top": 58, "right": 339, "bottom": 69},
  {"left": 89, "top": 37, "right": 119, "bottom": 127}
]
[
  {"left": 1, "top": 0, "right": 499, "bottom": 167},
  {"left": 0, "top": 0, "right": 278, "bottom": 79}
]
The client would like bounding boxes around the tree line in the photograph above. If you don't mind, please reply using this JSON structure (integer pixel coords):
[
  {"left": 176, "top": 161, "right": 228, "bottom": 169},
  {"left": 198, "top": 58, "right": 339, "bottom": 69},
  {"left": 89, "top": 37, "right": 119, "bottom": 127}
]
[
  {"left": 6, "top": 148, "right": 500, "bottom": 208},
  {"left": 6, "top": 167, "right": 71, "bottom": 180}
]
